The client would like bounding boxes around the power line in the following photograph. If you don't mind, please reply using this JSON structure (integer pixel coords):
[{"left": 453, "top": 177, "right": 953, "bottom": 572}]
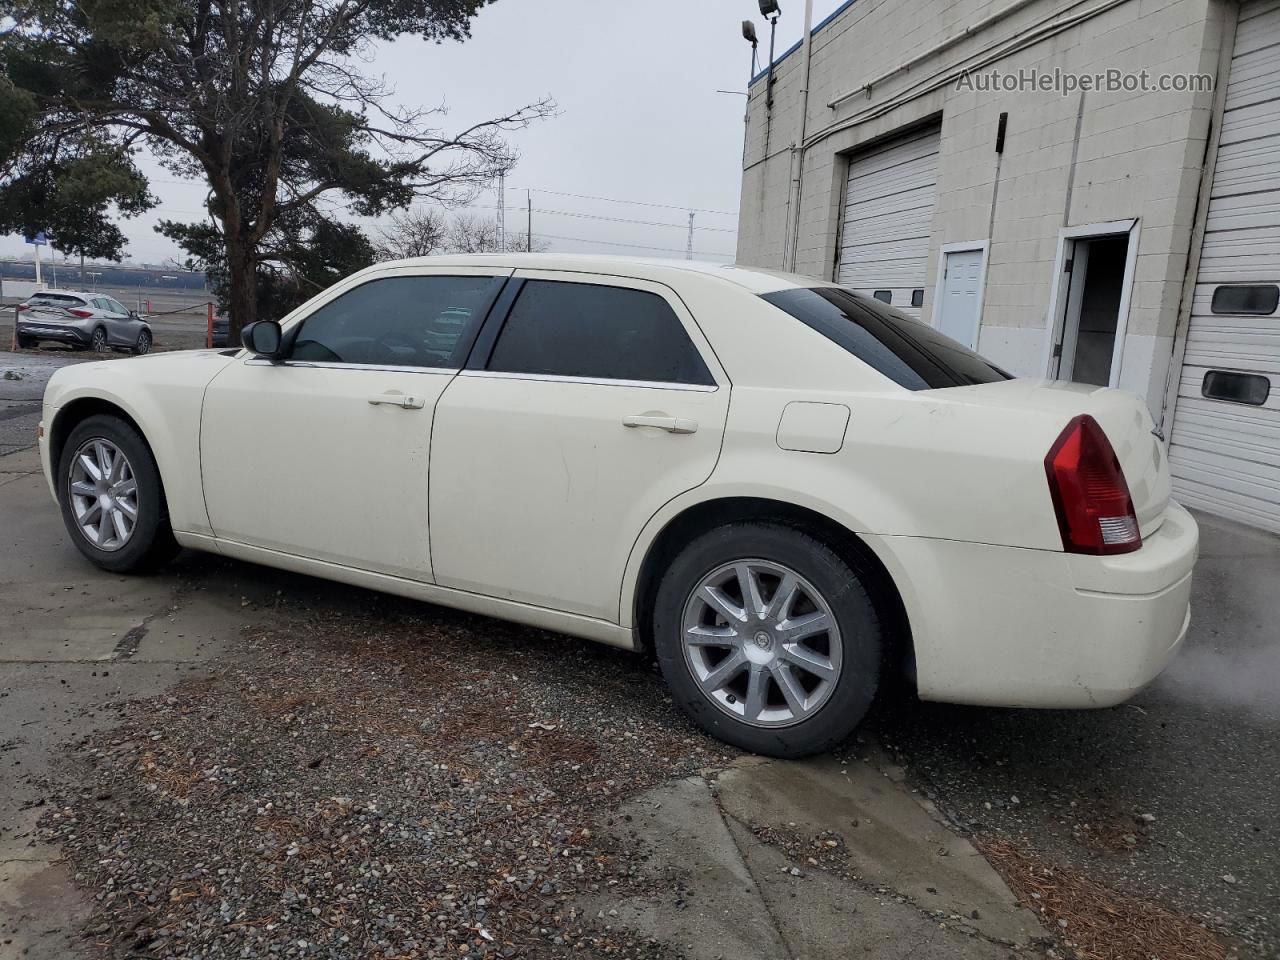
[
  {"left": 511, "top": 187, "right": 739, "bottom": 218},
  {"left": 502, "top": 205, "right": 737, "bottom": 234},
  {"left": 537, "top": 232, "right": 734, "bottom": 259},
  {"left": 150, "top": 176, "right": 740, "bottom": 219}
]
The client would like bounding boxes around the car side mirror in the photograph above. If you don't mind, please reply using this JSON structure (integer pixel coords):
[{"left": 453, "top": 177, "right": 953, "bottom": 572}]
[{"left": 242, "top": 320, "right": 283, "bottom": 360}]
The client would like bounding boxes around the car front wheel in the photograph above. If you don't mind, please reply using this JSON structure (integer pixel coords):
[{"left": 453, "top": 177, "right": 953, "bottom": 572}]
[
  {"left": 132, "top": 329, "right": 152, "bottom": 355},
  {"left": 653, "top": 522, "right": 882, "bottom": 758},
  {"left": 57, "top": 415, "right": 178, "bottom": 572}
]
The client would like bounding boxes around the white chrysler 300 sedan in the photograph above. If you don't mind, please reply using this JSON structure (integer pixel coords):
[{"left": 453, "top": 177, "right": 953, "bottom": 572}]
[{"left": 38, "top": 255, "right": 1198, "bottom": 757}]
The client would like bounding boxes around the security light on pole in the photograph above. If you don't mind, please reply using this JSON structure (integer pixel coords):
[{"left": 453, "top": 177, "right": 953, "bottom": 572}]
[{"left": 759, "top": 0, "right": 781, "bottom": 109}]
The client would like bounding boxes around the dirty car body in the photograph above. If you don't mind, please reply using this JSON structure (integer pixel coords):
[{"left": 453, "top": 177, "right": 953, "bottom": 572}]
[
  {"left": 18, "top": 289, "right": 152, "bottom": 354},
  {"left": 37, "top": 255, "right": 1198, "bottom": 757}
]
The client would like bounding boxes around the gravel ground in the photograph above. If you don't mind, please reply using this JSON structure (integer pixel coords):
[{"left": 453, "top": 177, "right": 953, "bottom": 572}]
[
  {"left": 867, "top": 696, "right": 1276, "bottom": 957},
  {"left": 38, "top": 591, "right": 734, "bottom": 959}
]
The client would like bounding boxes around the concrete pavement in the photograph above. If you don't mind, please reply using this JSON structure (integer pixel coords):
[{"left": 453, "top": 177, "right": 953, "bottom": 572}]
[
  {"left": 0, "top": 446, "right": 254, "bottom": 958},
  {"left": 597, "top": 756, "right": 1044, "bottom": 960}
]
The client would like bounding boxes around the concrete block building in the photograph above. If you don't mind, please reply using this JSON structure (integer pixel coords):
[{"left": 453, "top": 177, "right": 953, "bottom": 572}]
[{"left": 737, "top": 0, "right": 1280, "bottom": 533}]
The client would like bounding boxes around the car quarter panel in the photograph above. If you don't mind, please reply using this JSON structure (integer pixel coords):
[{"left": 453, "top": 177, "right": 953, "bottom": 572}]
[
  {"left": 41, "top": 351, "right": 238, "bottom": 537},
  {"left": 860, "top": 505, "right": 1198, "bottom": 707}
]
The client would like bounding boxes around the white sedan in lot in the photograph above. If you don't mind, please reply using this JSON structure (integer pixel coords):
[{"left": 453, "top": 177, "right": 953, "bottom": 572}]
[{"left": 38, "top": 255, "right": 1198, "bottom": 757}]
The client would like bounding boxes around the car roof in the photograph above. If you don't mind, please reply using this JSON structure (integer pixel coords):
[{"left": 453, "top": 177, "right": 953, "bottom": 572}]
[
  {"left": 372, "top": 253, "right": 837, "bottom": 295},
  {"left": 28, "top": 289, "right": 98, "bottom": 299}
]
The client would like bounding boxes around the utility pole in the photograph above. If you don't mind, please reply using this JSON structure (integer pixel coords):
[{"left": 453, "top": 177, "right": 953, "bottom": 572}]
[
  {"left": 496, "top": 169, "right": 506, "bottom": 252},
  {"left": 686, "top": 212, "right": 695, "bottom": 260},
  {"left": 527, "top": 191, "right": 532, "bottom": 253}
]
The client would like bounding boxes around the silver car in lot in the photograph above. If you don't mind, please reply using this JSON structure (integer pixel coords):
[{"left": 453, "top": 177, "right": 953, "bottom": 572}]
[{"left": 16, "top": 290, "right": 153, "bottom": 354}]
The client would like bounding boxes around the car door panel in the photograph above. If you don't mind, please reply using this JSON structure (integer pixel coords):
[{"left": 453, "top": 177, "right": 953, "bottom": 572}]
[
  {"left": 201, "top": 360, "right": 448, "bottom": 579},
  {"left": 429, "top": 270, "right": 730, "bottom": 622},
  {"left": 199, "top": 267, "right": 510, "bottom": 581}
]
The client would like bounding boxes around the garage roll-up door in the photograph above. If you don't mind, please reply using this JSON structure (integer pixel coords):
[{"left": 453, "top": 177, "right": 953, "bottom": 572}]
[
  {"left": 1169, "top": 0, "right": 1280, "bottom": 533},
  {"left": 836, "top": 124, "right": 941, "bottom": 319}
]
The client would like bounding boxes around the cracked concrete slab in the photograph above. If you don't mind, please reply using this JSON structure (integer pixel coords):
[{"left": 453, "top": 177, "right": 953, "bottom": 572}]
[
  {"left": 714, "top": 753, "right": 1042, "bottom": 946},
  {"left": 596, "top": 757, "right": 1047, "bottom": 960}
]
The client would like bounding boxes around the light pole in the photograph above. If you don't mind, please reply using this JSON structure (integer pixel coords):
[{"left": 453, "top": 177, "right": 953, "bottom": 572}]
[{"left": 760, "top": 0, "right": 781, "bottom": 109}]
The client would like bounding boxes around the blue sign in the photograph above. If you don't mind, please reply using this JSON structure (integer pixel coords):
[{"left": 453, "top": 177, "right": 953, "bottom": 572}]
[{"left": 24, "top": 232, "right": 48, "bottom": 246}]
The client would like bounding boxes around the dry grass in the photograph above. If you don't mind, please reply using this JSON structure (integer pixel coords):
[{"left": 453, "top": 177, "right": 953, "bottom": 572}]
[{"left": 979, "top": 839, "right": 1228, "bottom": 960}]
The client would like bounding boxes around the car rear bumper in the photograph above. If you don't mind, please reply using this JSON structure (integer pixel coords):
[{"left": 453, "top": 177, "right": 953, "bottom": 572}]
[
  {"left": 18, "top": 320, "right": 92, "bottom": 345},
  {"left": 869, "top": 501, "right": 1199, "bottom": 709}
]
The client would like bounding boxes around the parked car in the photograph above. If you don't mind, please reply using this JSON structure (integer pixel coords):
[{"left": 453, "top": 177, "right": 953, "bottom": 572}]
[
  {"left": 36, "top": 255, "right": 1198, "bottom": 757},
  {"left": 210, "top": 314, "right": 229, "bottom": 348},
  {"left": 17, "top": 290, "right": 153, "bottom": 354}
]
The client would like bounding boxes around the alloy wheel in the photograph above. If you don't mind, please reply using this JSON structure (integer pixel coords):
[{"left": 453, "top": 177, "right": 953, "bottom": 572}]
[
  {"left": 68, "top": 438, "right": 138, "bottom": 552},
  {"left": 135, "top": 331, "right": 151, "bottom": 355},
  {"left": 681, "top": 559, "right": 843, "bottom": 728},
  {"left": 92, "top": 328, "right": 107, "bottom": 352}
]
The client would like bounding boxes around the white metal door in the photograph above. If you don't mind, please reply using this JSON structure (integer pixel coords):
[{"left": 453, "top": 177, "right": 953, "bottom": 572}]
[
  {"left": 837, "top": 125, "right": 942, "bottom": 318},
  {"left": 1168, "top": 0, "right": 1280, "bottom": 532},
  {"left": 937, "top": 249, "right": 984, "bottom": 348},
  {"left": 201, "top": 359, "right": 448, "bottom": 579},
  {"left": 429, "top": 271, "right": 730, "bottom": 623}
]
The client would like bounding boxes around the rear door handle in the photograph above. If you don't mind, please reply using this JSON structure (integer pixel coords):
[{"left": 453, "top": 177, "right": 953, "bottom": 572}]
[
  {"left": 622, "top": 415, "right": 698, "bottom": 434},
  {"left": 368, "top": 393, "right": 426, "bottom": 410}
]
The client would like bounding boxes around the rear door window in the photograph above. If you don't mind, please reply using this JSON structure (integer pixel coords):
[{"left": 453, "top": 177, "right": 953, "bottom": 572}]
[
  {"left": 288, "top": 274, "right": 504, "bottom": 369},
  {"left": 486, "top": 280, "right": 715, "bottom": 385},
  {"left": 761, "top": 286, "right": 1011, "bottom": 390}
]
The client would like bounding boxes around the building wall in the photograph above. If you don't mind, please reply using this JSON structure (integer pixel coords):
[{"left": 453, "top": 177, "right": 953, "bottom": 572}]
[{"left": 738, "top": 0, "right": 1233, "bottom": 409}]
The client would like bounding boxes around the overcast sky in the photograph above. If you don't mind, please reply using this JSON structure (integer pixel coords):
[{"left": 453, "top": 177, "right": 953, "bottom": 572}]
[{"left": 1, "top": 0, "right": 842, "bottom": 267}]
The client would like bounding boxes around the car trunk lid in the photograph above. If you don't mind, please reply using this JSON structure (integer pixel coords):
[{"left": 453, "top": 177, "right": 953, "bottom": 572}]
[{"left": 937, "top": 378, "right": 1171, "bottom": 538}]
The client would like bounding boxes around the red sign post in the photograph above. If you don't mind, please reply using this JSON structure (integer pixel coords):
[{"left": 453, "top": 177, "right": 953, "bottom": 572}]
[{"left": 206, "top": 302, "right": 214, "bottom": 349}]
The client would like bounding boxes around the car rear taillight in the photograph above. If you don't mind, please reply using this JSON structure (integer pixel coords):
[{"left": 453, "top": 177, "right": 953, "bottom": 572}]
[
  {"left": 17, "top": 303, "right": 29, "bottom": 311},
  {"left": 68, "top": 308, "right": 94, "bottom": 318},
  {"left": 1044, "top": 414, "right": 1142, "bottom": 555}
]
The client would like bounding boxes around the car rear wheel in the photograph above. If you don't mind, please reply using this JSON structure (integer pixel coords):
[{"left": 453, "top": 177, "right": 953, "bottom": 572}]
[
  {"left": 57, "top": 415, "right": 179, "bottom": 573},
  {"left": 132, "top": 329, "right": 152, "bottom": 355},
  {"left": 653, "top": 522, "right": 882, "bottom": 758},
  {"left": 17, "top": 335, "right": 35, "bottom": 349},
  {"left": 90, "top": 327, "right": 108, "bottom": 353}
]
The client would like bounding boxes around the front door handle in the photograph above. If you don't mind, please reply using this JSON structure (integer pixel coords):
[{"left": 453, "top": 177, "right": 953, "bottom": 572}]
[
  {"left": 368, "top": 393, "right": 426, "bottom": 410},
  {"left": 622, "top": 414, "right": 698, "bottom": 434}
]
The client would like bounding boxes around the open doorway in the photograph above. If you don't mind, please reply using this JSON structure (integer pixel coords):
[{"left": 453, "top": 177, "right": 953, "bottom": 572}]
[{"left": 1045, "top": 221, "right": 1140, "bottom": 388}]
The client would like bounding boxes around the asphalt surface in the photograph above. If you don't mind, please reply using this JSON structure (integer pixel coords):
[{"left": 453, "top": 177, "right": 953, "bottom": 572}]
[
  {"left": 871, "top": 511, "right": 1280, "bottom": 955},
  {"left": 0, "top": 444, "right": 1040, "bottom": 960},
  {"left": 0, "top": 352, "right": 87, "bottom": 457},
  {"left": 1, "top": 346, "right": 1274, "bottom": 955}
]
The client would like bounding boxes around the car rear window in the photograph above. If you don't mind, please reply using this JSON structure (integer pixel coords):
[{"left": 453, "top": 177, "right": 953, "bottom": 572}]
[
  {"left": 27, "top": 293, "right": 85, "bottom": 307},
  {"left": 761, "top": 286, "right": 1011, "bottom": 390}
]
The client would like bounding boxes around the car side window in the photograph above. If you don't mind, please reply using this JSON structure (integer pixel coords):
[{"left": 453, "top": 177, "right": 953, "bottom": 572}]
[
  {"left": 288, "top": 275, "right": 505, "bottom": 369},
  {"left": 107, "top": 298, "right": 128, "bottom": 314},
  {"left": 486, "top": 280, "right": 714, "bottom": 385},
  {"left": 92, "top": 297, "right": 110, "bottom": 311}
]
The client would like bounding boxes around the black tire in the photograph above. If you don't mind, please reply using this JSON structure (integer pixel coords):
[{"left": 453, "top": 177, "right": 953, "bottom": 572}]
[
  {"left": 90, "top": 326, "right": 108, "bottom": 353},
  {"left": 16, "top": 335, "right": 35, "bottom": 349},
  {"left": 132, "top": 329, "right": 152, "bottom": 355},
  {"left": 57, "top": 415, "right": 179, "bottom": 573},
  {"left": 653, "top": 522, "right": 882, "bottom": 758}
]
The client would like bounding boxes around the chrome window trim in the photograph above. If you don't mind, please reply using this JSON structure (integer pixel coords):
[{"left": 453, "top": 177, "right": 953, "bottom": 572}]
[
  {"left": 457, "top": 369, "right": 719, "bottom": 392},
  {"left": 244, "top": 357, "right": 459, "bottom": 375}
]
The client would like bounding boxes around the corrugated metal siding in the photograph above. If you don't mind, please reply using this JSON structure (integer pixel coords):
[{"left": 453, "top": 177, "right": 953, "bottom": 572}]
[
  {"left": 1169, "top": 0, "right": 1280, "bottom": 532},
  {"left": 836, "top": 125, "right": 942, "bottom": 318}
]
